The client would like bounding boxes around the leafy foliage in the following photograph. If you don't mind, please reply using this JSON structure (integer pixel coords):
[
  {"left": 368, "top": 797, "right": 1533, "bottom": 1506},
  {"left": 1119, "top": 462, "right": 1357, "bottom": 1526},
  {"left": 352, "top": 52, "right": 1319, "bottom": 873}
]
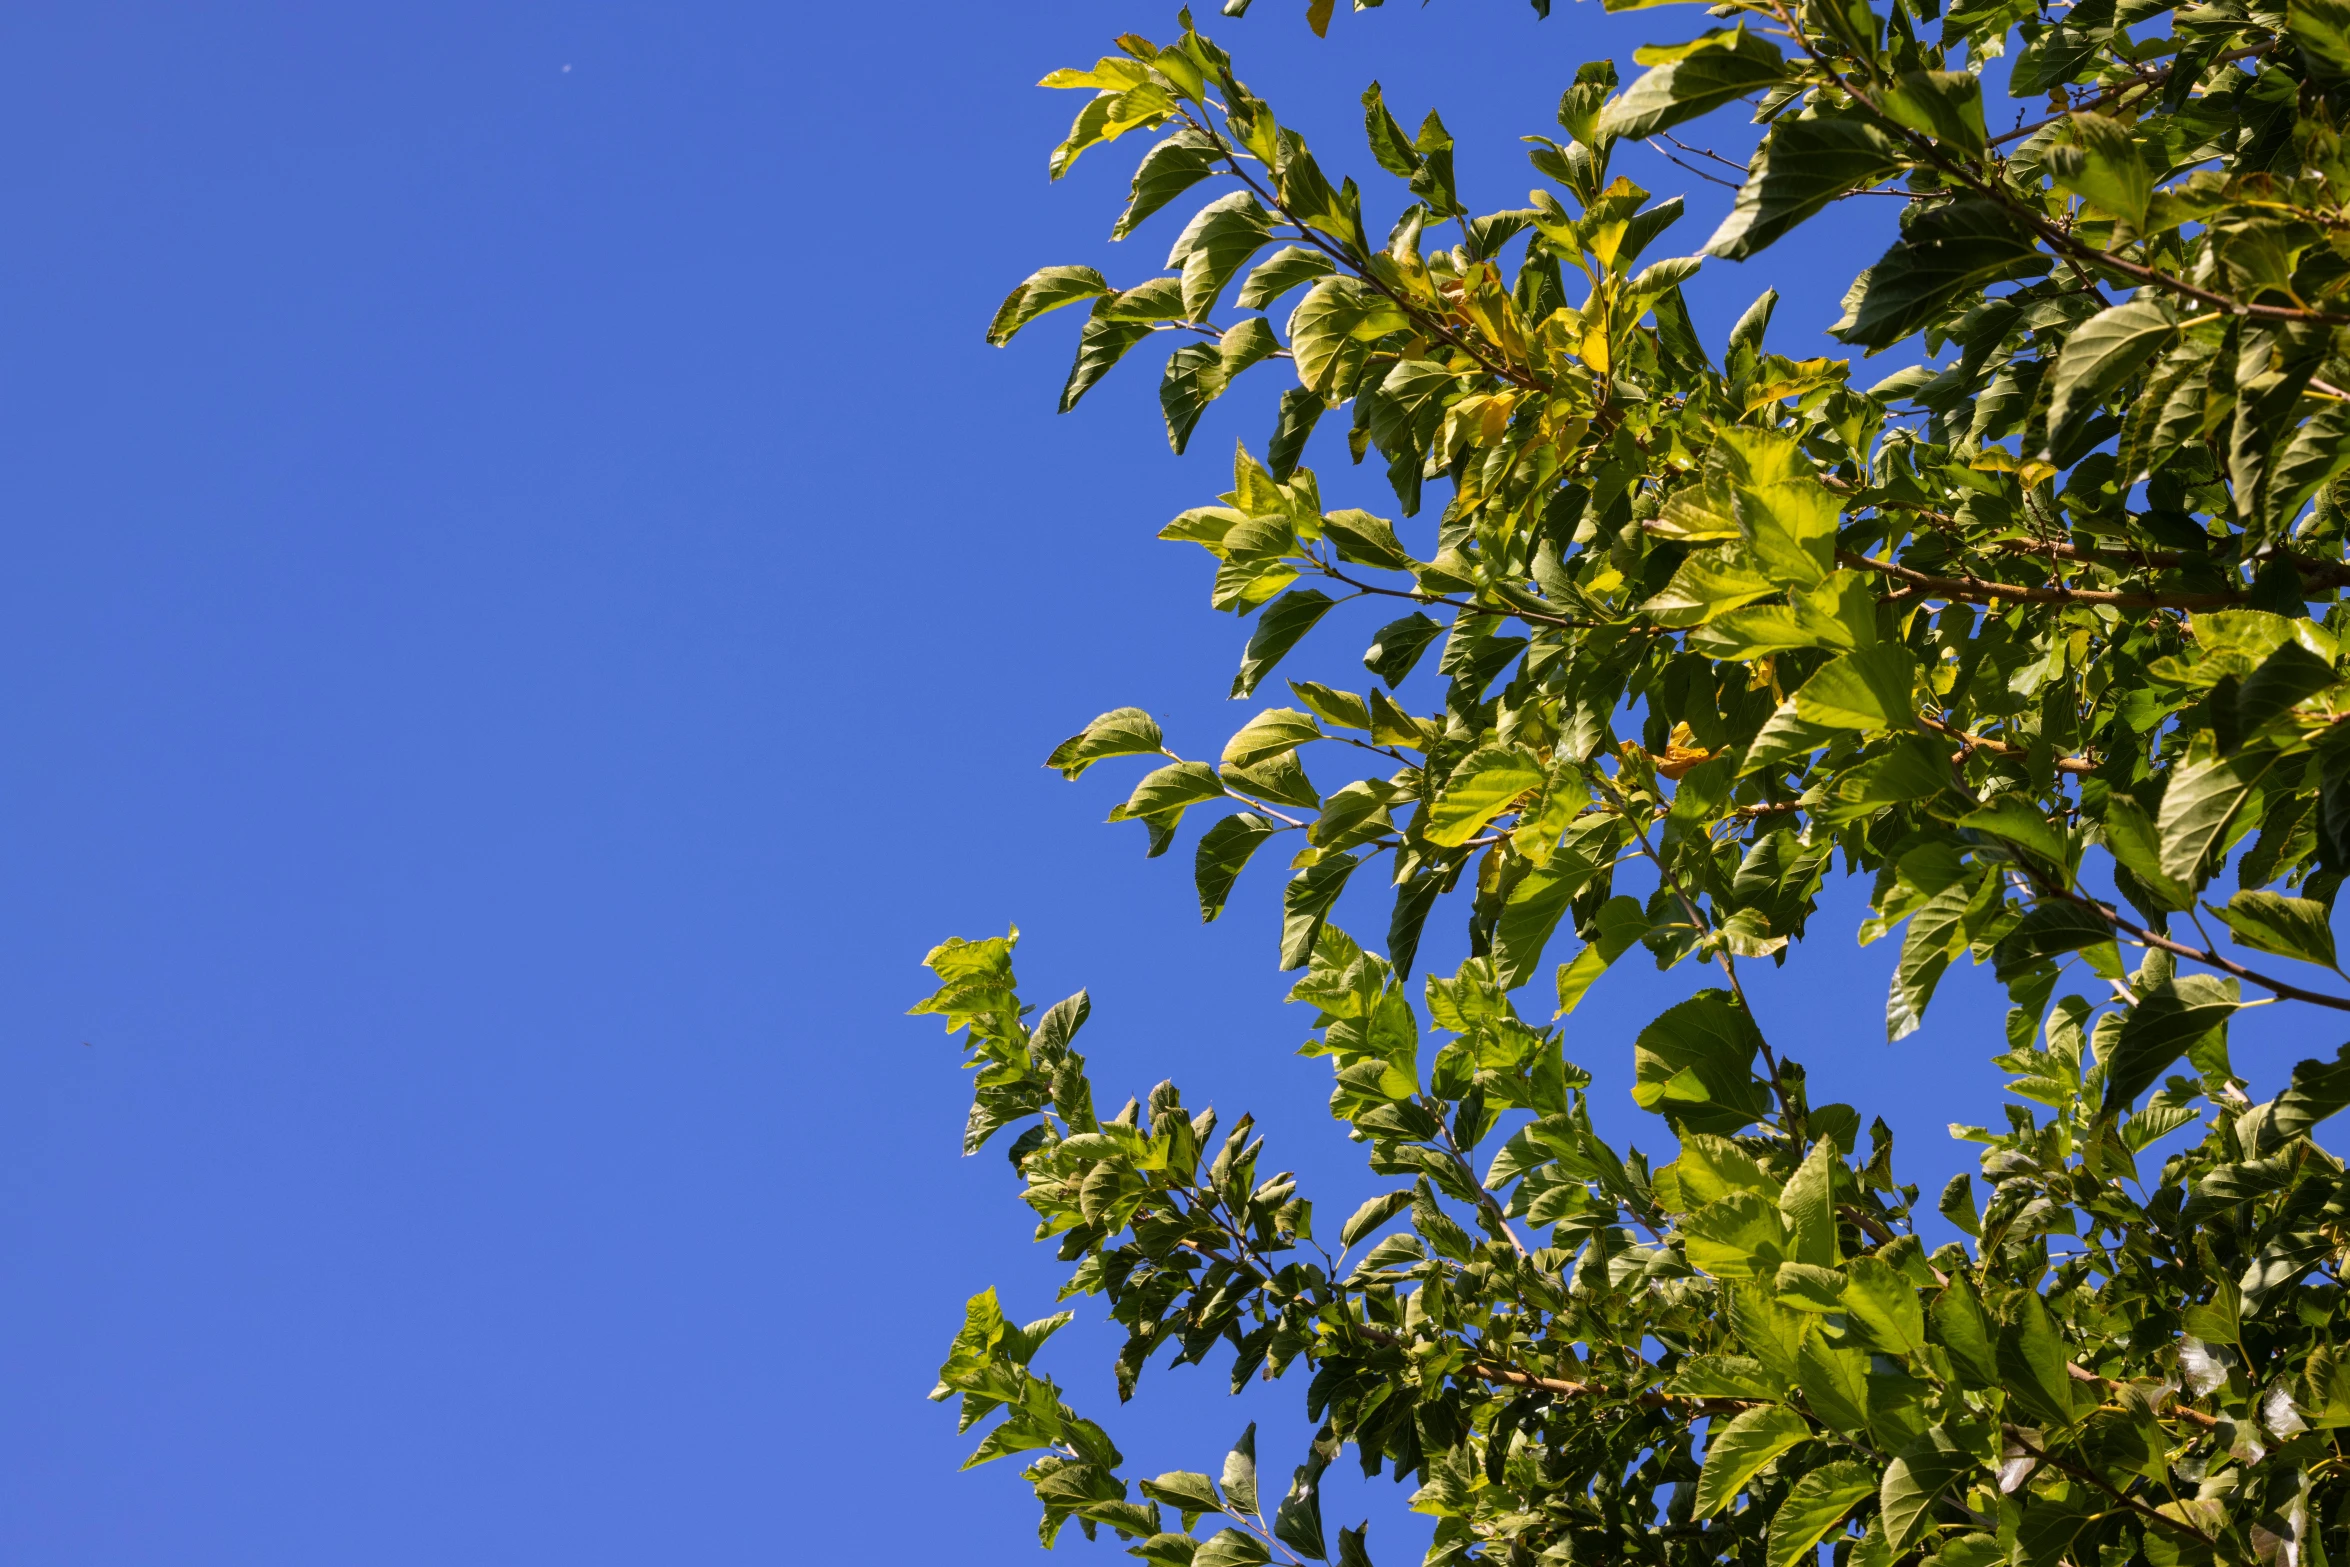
[{"left": 930, "top": 3, "right": 2350, "bottom": 1565}]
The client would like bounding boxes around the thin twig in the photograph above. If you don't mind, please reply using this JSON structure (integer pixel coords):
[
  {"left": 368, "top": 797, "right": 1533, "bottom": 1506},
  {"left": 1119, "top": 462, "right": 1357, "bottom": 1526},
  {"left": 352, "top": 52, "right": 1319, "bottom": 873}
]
[
  {"left": 1837, "top": 549, "right": 2243, "bottom": 611},
  {"left": 2003, "top": 1426, "right": 2218, "bottom": 1549},
  {"left": 1987, "top": 43, "right": 2273, "bottom": 147},
  {"left": 1317, "top": 559, "right": 1608, "bottom": 631},
  {"left": 1180, "top": 106, "right": 1548, "bottom": 393},
  {"left": 2042, "top": 884, "right": 2350, "bottom": 1013},
  {"left": 1766, "top": 5, "right": 2347, "bottom": 327},
  {"left": 1919, "top": 711, "right": 2097, "bottom": 777}
]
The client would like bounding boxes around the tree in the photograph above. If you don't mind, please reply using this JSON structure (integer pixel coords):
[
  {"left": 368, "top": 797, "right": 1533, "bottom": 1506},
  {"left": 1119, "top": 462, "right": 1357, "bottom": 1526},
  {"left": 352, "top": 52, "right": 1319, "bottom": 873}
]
[{"left": 922, "top": 4, "right": 2350, "bottom": 1565}]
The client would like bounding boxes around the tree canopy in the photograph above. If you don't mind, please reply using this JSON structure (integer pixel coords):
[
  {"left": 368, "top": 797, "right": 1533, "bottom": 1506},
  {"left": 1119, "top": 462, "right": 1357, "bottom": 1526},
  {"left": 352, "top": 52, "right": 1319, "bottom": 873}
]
[{"left": 923, "top": 3, "right": 2350, "bottom": 1565}]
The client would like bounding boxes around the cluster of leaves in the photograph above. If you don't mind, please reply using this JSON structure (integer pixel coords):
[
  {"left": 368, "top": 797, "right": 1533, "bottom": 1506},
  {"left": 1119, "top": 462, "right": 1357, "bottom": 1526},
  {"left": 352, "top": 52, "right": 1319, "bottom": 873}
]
[
  {"left": 921, "top": 927, "right": 2350, "bottom": 1567},
  {"left": 932, "top": 1, "right": 2350, "bottom": 1564}
]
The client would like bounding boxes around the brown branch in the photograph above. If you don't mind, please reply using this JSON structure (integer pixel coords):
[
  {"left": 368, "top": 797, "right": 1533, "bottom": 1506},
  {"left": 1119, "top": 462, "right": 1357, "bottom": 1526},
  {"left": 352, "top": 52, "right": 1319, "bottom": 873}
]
[
  {"left": 1344, "top": 1323, "right": 1745, "bottom": 1414},
  {"left": 1767, "top": 6, "right": 2348, "bottom": 327},
  {"left": 1837, "top": 549, "right": 2242, "bottom": 610},
  {"left": 1824, "top": 475, "right": 2350, "bottom": 594},
  {"left": 1646, "top": 138, "right": 1742, "bottom": 192},
  {"left": 1918, "top": 711, "right": 2097, "bottom": 777},
  {"left": 1469, "top": 1357, "right": 1756, "bottom": 1414},
  {"left": 1988, "top": 44, "right": 2273, "bottom": 147},
  {"left": 1999, "top": 536, "right": 2350, "bottom": 592},
  {"left": 2064, "top": 1361, "right": 2222, "bottom": 1431},
  {"left": 1421, "top": 1094, "right": 1532, "bottom": 1259},
  {"left": 2043, "top": 884, "right": 2350, "bottom": 1013},
  {"left": 2004, "top": 1426, "right": 2218, "bottom": 1549},
  {"left": 1316, "top": 559, "right": 1614, "bottom": 632},
  {"left": 1977, "top": 536, "right": 2350, "bottom": 596},
  {"left": 1182, "top": 109, "right": 1546, "bottom": 393}
]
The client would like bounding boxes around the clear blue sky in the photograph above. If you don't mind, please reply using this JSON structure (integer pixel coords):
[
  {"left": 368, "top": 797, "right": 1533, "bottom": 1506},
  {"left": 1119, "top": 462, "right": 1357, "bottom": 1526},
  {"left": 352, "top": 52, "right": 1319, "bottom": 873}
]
[{"left": 0, "top": 5, "right": 2318, "bottom": 1562}]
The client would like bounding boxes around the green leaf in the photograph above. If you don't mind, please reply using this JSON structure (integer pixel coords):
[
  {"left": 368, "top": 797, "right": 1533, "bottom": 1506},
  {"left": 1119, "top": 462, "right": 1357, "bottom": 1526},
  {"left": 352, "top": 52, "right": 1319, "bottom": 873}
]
[
  {"left": 1223, "top": 708, "right": 1323, "bottom": 769},
  {"left": 1829, "top": 200, "right": 2049, "bottom": 352},
  {"left": 1553, "top": 895, "right": 1652, "bottom": 1015},
  {"left": 1937, "top": 1172, "right": 1980, "bottom": 1237},
  {"left": 1423, "top": 746, "right": 1544, "bottom": 847},
  {"left": 2098, "top": 795, "right": 2193, "bottom": 913},
  {"left": 1692, "top": 1404, "right": 1812, "bottom": 1517},
  {"left": 1687, "top": 601, "right": 1853, "bottom": 660},
  {"left": 1141, "top": 1470, "right": 1227, "bottom": 1519},
  {"left": 1196, "top": 812, "right": 1281, "bottom": 922},
  {"left": 1794, "top": 644, "right": 1917, "bottom": 732},
  {"left": 1319, "top": 509, "right": 1416, "bottom": 572},
  {"left": 1740, "top": 701, "right": 1847, "bottom": 776},
  {"left": 1887, "top": 879, "right": 1973, "bottom": 1041},
  {"left": 1047, "top": 707, "right": 1167, "bottom": 779},
  {"left": 2182, "top": 1273, "right": 2242, "bottom": 1344},
  {"left": 1718, "top": 428, "right": 1840, "bottom": 587},
  {"left": 1997, "top": 1292, "right": 2082, "bottom": 1429},
  {"left": 1992, "top": 901, "right": 2118, "bottom": 981},
  {"left": 1271, "top": 1428, "right": 1332, "bottom": 1561},
  {"left": 1224, "top": 748, "right": 1318, "bottom": 810},
  {"left": 2046, "top": 113, "right": 2153, "bottom": 225},
  {"left": 2211, "top": 888, "right": 2339, "bottom": 968},
  {"left": 1161, "top": 343, "right": 1228, "bottom": 455},
  {"left": 1289, "top": 277, "right": 1409, "bottom": 397},
  {"left": 1267, "top": 388, "right": 1324, "bottom": 481},
  {"left": 1731, "top": 1281, "right": 1809, "bottom": 1385},
  {"left": 2103, "top": 975, "right": 2243, "bottom": 1111},
  {"left": 1281, "top": 852, "right": 1360, "bottom": 969},
  {"left": 1062, "top": 297, "right": 1168, "bottom": 412},
  {"left": 1797, "top": 1334, "right": 1871, "bottom": 1434},
  {"left": 1844, "top": 1255, "right": 1926, "bottom": 1355},
  {"left": 1121, "top": 761, "right": 1226, "bottom": 819},
  {"left": 1704, "top": 115, "right": 1902, "bottom": 262},
  {"left": 1289, "top": 682, "right": 1370, "bottom": 733},
  {"left": 1880, "top": 1426, "right": 1983, "bottom": 1551},
  {"left": 1222, "top": 1425, "right": 1259, "bottom": 1517},
  {"left": 1167, "top": 191, "right": 1274, "bottom": 321},
  {"left": 2014, "top": 1495, "right": 2097, "bottom": 1567},
  {"left": 2267, "top": 399, "right": 2350, "bottom": 529},
  {"left": 1877, "top": 70, "right": 1986, "bottom": 153},
  {"left": 1932, "top": 1277, "right": 2001, "bottom": 1389},
  {"left": 1683, "top": 1190, "right": 1793, "bottom": 1280},
  {"left": 2238, "top": 640, "right": 2338, "bottom": 735},
  {"left": 1958, "top": 797, "right": 2071, "bottom": 869},
  {"left": 1667, "top": 1354, "right": 1780, "bottom": 1400},
  {"left": 1493, "top": 856, "right": 1604, "bottom": 990},
  {"left": 1238, "top": 245, "right": 1338, "bottom": 310},
  {"left": 1631, "top": 989, "right": 1774, "bottom": 1135},
  {"left": 1641, "top": 548, "right": 1781, "bottom": 627},
  {"left": 1194, "top": 1528, "right": 1273, "bottom": 1567},
  {"left": 2160, "top": 746, "right": 2282, "bottom": 885},
  {"left": 1767, "top": 1461, "right": 1875, "bottom": 1567},
  {"left": 2293, "top": 0, "right": 2350, "bottom": 79},
  {"left": 2045, "top": 297, "right": 2177, "bottom": 439},
  {"left": 1357, "top": 85, "right": 1419, "bottom": 180},
  {"left": 1116, "top": 129, "right": 1223, "bottom": 240},
  {"left": 1339, "top": 1189, "right": 1412, "bottom": 1247},
  {"left": 1234, "top": 590, "right": 1339, "bottom": 698},
  {"left": 1598, "top": 29, "right": 1787, "bottom": 143},
  {"left": 1778, "top": 1140, "right": 1839, "bottom": 1269},
  {"left": 1775, "top": 1260, "right": 1847, "bottom": 1311},
  {"left": 1363, "top": 612, "right": 1443, "bottom": 686},
  {"left": 989, "top": 265, "right": 1114, "bottom": 346},
  {"left": 1050, "top": 83, "right": 1177, "bottom": 181},
  {"left": 2274, "top": 1043, "right": 2350, "bottom": 1139},
  {"left": 1673, "top": 1133, "right": 1778, "bottom": 1205}
]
